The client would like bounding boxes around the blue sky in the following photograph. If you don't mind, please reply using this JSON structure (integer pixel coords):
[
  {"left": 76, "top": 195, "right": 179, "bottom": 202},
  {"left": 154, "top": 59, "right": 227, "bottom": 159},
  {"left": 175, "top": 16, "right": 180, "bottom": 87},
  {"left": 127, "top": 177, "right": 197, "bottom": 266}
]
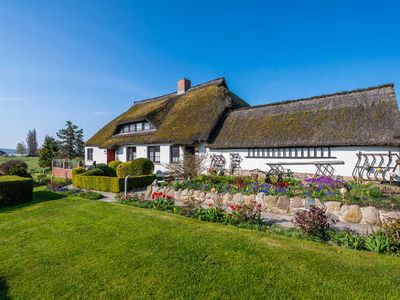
[{"left": 1, "top": 0, "right": 399, "bottom": 148}]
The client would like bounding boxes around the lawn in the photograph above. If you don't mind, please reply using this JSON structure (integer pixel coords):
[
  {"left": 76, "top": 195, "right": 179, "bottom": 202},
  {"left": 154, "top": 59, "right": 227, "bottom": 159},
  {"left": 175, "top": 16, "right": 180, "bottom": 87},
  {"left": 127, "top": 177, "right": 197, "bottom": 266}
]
[
  {"left": 0, "top": 156, "right": 41, "bottom": 172},
  {"left": 1, "top": 188, "right": 400, "bottom": 299}
]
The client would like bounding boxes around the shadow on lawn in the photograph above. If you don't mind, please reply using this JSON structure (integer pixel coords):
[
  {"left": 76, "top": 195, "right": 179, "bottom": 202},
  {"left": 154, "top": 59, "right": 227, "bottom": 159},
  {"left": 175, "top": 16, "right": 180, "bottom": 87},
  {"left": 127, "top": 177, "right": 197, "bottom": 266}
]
[
  {"left": 0, "top": 276, "right": 10, "bottom": 300},
  {"left": 0, "top": 190, "right": 67, "bottom": 213}
]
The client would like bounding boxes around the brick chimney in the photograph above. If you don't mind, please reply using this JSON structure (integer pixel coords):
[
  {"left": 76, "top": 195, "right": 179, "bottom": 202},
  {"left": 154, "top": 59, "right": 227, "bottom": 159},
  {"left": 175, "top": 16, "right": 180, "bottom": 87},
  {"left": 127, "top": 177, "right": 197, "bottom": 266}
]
[{"left": 177, "top": 78, "right": 191, "bottom": 95}]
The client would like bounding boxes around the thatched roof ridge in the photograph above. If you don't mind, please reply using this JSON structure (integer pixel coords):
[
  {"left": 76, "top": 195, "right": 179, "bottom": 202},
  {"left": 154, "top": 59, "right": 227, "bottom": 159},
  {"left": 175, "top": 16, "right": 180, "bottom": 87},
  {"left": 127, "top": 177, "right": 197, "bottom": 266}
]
[
  {"left": 86, "top": 77, "right": 249, "bottom": 148},
  {"left": 208, "top": 83, "right": 400, "bottom": 148}
]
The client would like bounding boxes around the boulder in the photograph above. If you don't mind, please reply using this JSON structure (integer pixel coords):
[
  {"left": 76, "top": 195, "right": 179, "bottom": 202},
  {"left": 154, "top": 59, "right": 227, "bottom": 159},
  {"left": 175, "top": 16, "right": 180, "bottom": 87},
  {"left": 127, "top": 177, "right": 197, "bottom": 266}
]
[
  {"left": 187, "top": 189, "right": 194, "bottom": 197},
  {"left": 361, "top": 206, "right": 381, "bottom": 225},
  {"left": 181, "top": 189, "right": 189, "bottom": 197},
  {"left": 245, "top": 194, "right": 256, "bottom": 206},
  {"left": 193, "top": 190, "right": 201, "bottom": 199},
  {"left": 380, "top": 211, "right": 400, "bottom": 224},
  {"left": 264, "top": 195, "right": 279, "bottom": 210},
  {"left": 314, "top": 198, "right": 325, "bottom": 210},
  {"left": 166, "top": 188, "right": 174, "bottom": 198},
  {"left": 325, "top": 201, "right": 341, "bottom": 213},
  {"left": 290, "top": 197, "right": 304, "bottom": 209},
  {"left": 212, "top": 194, "right": 223, "bottom": 206},
  {"left": 327, "top": 211, "right": 340, "bottom": 222},
  {"left": 304, "top": 197, "right": 315, "bottom": 210},
  {"left": 222, "top": 193, "right": 232, "bottom": 204},
  {"left": 340, "top": 205, "right": 349, "bottom": 215},
  {"left": 341, "top": 205, "right": 362, "bottom": 223},
  {"left": 256, "top": 193, "right": 265, "bottom": 209},
  {"left": 232, "top": 193, "right": 244, "bottom": 204},
  {"left": 146, "top": 185, "right": 152, "bottom": 199},
  {"left": 173, "top": 190, "right": 181, "bottom": 202},
  {"left": 277, "top": 195, "right": 290, "bottom": 213}
]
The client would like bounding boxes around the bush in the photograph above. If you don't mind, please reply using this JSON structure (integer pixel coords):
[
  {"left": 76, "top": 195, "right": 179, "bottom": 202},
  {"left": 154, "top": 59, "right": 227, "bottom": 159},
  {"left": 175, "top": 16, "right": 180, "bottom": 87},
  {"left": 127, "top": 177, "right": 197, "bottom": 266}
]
[
  {"left": 130, "top": 158, "right": 154, "bottom": 175},
  {"left": 95, "top": 163, "right": 116, "bottom": 177},
  {"left": 9, "top": 165, "right": 32, "bottom": 178},
  {"left": 328, "top": 229, "right": 364, "bottom": 250},
  {"left": 0, "top": 160, "right": 28, "bottom": 175},
  {"left": 293, "top": 206, "right": 334, "bottom": 241},
  {"left": 116, "top": 159, "right": 154, "bottom": 178},
  {"left": 0, "top": 176, "right": 33, "bottom": 207},
  {"left": 80, "top": 168, "right": 104, "bottom": 176},
  {"left": 108, "top": 160, "right": 122, "bottom": 171},
  {"left": 72, "top": 167, "right": 86, "bottom": 176},
  {"left": 73, "top": 174, "right": 156, "bottom": 193}
]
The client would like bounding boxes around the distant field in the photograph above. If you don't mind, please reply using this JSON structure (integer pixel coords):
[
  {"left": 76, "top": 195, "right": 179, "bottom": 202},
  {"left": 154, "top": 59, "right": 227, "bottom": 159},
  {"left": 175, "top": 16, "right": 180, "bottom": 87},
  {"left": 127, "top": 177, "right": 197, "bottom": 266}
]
[{"left": 0, "top": 156, "right": 41, "bottom": 172}]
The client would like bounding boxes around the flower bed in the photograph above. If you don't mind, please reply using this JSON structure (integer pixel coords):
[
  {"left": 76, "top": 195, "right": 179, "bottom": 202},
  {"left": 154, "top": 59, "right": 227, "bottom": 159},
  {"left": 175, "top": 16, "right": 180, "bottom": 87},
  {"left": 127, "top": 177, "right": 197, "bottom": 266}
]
[
  {"left": 164, "top": 175, "right": 400, "bottom": 210},
  {"left": 117, "top": 187, "right": 400, "bottom": 256}
]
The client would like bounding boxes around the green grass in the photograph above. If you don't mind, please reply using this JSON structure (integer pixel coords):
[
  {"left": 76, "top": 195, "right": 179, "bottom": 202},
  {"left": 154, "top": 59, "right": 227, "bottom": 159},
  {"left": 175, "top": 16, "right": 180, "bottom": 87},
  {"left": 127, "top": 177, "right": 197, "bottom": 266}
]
[
  {"left": 0, "top": 156, "right": 41, "bottom": 172},
  {"left": 1, "top": 188, "right": 400, "bottom": 299}
]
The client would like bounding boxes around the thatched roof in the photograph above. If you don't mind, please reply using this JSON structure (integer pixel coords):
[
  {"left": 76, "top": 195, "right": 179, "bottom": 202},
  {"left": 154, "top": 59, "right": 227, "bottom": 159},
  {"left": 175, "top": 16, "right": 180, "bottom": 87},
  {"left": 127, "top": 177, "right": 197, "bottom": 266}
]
[
  {"left": 86, "top": 78, "right": 249, "bottom": 148},
  {"left": 208, "top": 84, "right": 400, "bottom": 148}
]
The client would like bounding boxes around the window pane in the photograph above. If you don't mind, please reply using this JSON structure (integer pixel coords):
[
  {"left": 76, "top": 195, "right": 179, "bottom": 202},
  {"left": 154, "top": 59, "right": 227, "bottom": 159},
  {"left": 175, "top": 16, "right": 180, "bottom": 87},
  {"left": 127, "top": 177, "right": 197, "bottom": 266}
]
[
  {"left": 136, "top": 122, "right": 143, "bottom": 131},
  {"left": 144, "top": 122, "right": 150, "bottom": 130},
  {"left": 171, "top": 146, "right": 180, "bottom": 163}
]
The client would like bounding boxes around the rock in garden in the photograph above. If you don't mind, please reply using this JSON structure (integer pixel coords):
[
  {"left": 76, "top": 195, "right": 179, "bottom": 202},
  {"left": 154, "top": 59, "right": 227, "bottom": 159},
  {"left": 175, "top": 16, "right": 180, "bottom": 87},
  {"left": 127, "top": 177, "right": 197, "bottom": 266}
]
[
  {"left": 167, "top": 188, "right": 174, "bottom": 198},
  {"left": 222, "top": 193, "right": 232, "bottom": 204},
  {"left": 304, "top": 197, "right": 314, "bottom": 210},
  {"left": 174, "top": 190, "right": 181, "bottom": 202},
  {"left": 245, "top": 194, "right": 256, "bottom": 206},
  {"left": 152, "top": 186, "right": 159, "bottom": 193},
  {"left": 327, "top": 212, "right": 340, "bottom": 222},
  {"left": 264, "top": 195, "right": 278, "bottom": 210},
  {"left": 277, "top": 195, "right": 290, "bottom": 213},
  {"left": 290, "top": 197, "right": 304, "bottom": 209},
  {"left": 193, "top": 190, "right": 201, "bottom": 199},
  {"left": 146, "top": 185, "right": 152, "bottom": 198},
  {"left": 232, "top": 193, "right": 244, "bottom": 204},
  {"left": 212, "top": 194, "right": 223, "bottom": 206},
  {"left": 324, "top": 201, "right": 341, "bottom": 213},
  {"left": 187, "top": 189, "right": 194, "bottom": 197},
  {"left": 341, "top": 205, "right": 362, "bottom": 223},
  {"left": 361, "top": 206, "right": 381, "bottom": 225},
  {"left": 314, "top": 198, "right": 325, "bottom": 210},
  {"left": 380, "top": 211, "right": 400, "bottom": 224},
  {"left": 181, "top": 189, "right": 188, "bottom": 196},
  {"left": 340, "top": 205, "right": 349, "bottom": 215},
  {"left": 256, "top": 192, "right": 265, "bottom": 208}
]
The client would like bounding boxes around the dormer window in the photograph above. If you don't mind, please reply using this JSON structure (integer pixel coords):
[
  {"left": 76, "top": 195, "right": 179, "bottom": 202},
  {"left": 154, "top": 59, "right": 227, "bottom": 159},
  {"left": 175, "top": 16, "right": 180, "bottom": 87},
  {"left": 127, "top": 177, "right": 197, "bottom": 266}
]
[{"left": 117, "top": 121, "right": 154, "bottom": 135}]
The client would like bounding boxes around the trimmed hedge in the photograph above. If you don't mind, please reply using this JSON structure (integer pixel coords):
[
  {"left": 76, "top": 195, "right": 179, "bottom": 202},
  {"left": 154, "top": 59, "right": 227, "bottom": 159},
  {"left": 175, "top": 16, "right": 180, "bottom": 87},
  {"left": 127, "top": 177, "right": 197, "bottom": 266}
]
[
  {"left": 116, "top": 158, "right": 154, "bottom": 178},
  {"left": 73, "top": 174, "right": 156, "bottom": 193},
  {"left": 0, "top": 176, "right": 33, "bottom": 207}
]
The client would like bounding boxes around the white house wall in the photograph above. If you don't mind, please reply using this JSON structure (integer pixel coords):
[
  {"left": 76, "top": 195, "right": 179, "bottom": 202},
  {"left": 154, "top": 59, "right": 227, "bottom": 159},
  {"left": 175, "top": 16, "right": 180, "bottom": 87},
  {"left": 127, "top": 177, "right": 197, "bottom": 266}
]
[
  {"left": 85, "top": 146, "right": 107, "bottom": 165},
  {"left": 206, "top": 146, "right": 400, "bottom": 177},
  {"left": 116, "top": 144, "right": 174, "bottom": 173}
]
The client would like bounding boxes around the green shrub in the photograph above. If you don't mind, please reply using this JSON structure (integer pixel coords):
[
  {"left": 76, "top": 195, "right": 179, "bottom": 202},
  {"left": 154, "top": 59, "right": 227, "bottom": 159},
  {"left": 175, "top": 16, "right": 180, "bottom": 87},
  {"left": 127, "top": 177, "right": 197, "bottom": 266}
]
[
  {"left": 130, "top": 158, "right": 154, "bottom": 176},
  {"left": 116, "top": 159, "right": 154, "bottom": 178},
  {"left": 72, "top": 167, "right": 86, "bottom": 176},
  {"left": 73, "top": 174, "right": 156, "bottom": 193},
  {"left": 0, "top": 176, "right": 33, "bottom": 207},
  {"left": 80, "top": 168, "right": 104, "bottom": 176},
  {"left": 96, "top": 163, "right": 116, "bottom": 177},
  {"left": 108, "top": 160, "right": 122, "bottom": 170},
  {"left": 0, "top": 160, "right": 28, "bottom": 175},
  {"left": 116, "top": 162, "right": 131, "bottom": 178},
  {"left": 9, "top": 166, "right": 32, "bottom": 178}
]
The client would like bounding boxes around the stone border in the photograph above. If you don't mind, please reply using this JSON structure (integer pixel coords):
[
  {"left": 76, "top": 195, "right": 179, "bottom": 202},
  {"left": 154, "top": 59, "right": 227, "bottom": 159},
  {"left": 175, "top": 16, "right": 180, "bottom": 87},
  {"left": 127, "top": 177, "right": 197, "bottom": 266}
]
[{"left": 146, "top": 186, "right": 400, "bottom": 226}]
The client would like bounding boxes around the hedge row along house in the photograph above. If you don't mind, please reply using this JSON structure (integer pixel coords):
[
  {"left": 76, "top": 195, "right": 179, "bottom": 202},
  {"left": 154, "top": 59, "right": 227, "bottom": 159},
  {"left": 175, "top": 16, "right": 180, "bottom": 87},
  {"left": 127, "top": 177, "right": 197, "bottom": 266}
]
[{"left": 85, "top": 78, "right": 400, "bottom": 179}]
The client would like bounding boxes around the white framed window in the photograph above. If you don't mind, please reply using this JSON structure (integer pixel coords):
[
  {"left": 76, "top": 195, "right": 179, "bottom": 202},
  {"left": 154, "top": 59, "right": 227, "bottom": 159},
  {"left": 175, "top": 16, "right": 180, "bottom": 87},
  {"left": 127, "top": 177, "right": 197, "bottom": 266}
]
[{"left": 247, "top": 147, "right": 332, "bottom": 159}]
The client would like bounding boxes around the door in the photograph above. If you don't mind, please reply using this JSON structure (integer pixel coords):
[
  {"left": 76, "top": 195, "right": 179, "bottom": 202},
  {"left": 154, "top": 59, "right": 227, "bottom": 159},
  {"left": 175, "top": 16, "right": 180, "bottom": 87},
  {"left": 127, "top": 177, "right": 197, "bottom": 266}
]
[{"left": 107, "top": 149, "right": 116, "bottom": 164}]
